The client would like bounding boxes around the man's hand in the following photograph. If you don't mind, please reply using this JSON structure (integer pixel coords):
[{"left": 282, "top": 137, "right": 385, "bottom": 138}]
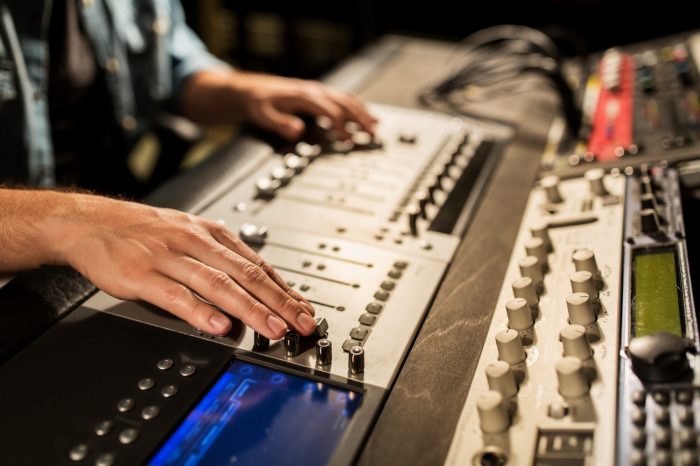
[
  {"left": 0, "top": 189, "right": 315, "bottom": 339},
  {"left": 181, "top": 70, "right": 377, "bottom": 141}
]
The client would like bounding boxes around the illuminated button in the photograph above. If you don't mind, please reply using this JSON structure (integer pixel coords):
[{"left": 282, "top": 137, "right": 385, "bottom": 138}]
[
  {"left": 556, "top": 356, "right": 590, "bottom": 398},
  {"left": 350, "top": 327, "right": 369, "bottom": 341},
  {"left": 116, "top": 398, "right": 135, "bottom": 413},
  {"left": 95, "top": 453, "right": 116, "bottom": 466},
  {"left": 141, "top": 405, "right": 160, "bottom": 420},
  {"left": 118, "top": 428, "right": 139, "bottom": 445},
  {"left": 541, "top": 175, "right": 563, "bottom": 203},
  {"left": 69, "top": 444, "right": 88, "bottom": 461},
  {"left": 388, "top": 269, "right": 402, "bottom": 279},
  {"left": 477, "top": 391, "right": 510, "bottom": 433},
  {"left": 495, "top": 329, "right": 526, "bottom": 365},
  {"left": 161, "top": 385, "right": 178, "bottom": 398},
  {"left": 359, "top": 314, "right": 377, "bottom": 326},
  {"left": 560, "top": 324, "right": 592, "bottom": 360},
  {"left": 380, "top": 281, "right": 396, "bottom": 291},
  {"left": 179, "top": 365, "right": 196, "bottom": 377},
  {"left": 138, "top": 378, "right": 155, "bottom": 391},
  {"left": 512, "top": 277, "right": 538, "bottom": 308},
  {"left": 374, "top": 291, "right": 390, "bottom": 301},
  {"left": 631, "top": 429, "right": 646, "bottom": 448},
  {"left": 518, "top": 256, "right": 543, "bottom": 290},
  {"left": 485, "top": 361, "right": 518, "bottom": 399},
  {"left": 342, "top": 339, "right": 361, "bottom": 352},
  {"left": 505, "top": 298, "right": 533, "bottom": 331},
  {"left": 94, "top": 420, "right": 114, "bottom": 436},
  {"left": 156, "top": 359, "right": 173, "bottom": 370},
  {"left": 365, "top": 303, "right": 383, "bottom": 314}
]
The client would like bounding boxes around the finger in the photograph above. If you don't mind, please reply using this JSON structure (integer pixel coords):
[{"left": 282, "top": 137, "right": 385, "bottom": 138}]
[
  {"left": 163, "top": 255, "right": 316, "bottom": 337},
  {"left": 256, "top": 103, "right": 306, "bottom": 140},
  {"left": 281, "top": 94, "right": 351, "bottom": 140},
  {"left": 136, "top": 272, "right": 237, "bottom": 336},
  {"left": 208, "top": 224, "right": 315, "bottom": 316},
  {"left": 327, "top": 89, "right": 378, "bottom": 135}
]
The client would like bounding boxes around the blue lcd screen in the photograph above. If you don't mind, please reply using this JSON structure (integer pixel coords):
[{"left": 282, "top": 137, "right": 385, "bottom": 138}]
[{"left": 149, "top": 360, "right": 361, "bottom": 466}]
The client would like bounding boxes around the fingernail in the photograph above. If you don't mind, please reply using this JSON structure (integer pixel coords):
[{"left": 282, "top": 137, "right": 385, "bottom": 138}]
[
  {"left": 302, "top": 301, "right": 316, "bottom": 316},
  {"left": 297, "top": 312, "right": 317, "bottom": 334},
  {"left": 267, "top": 314, "right": 287, "bottom": 337},
  {"left": 209, "top": 313, "right": 231, "bottom": 333}
]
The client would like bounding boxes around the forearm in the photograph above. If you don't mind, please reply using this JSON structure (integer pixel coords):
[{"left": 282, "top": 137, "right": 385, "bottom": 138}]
[{"left": 180, "top": 69, "right": 249, "bottom": 126}]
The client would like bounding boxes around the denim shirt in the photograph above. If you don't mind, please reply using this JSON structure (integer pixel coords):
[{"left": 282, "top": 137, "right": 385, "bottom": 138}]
[{"left": 0, "top": 0, "right": 227, "bottom": 186}]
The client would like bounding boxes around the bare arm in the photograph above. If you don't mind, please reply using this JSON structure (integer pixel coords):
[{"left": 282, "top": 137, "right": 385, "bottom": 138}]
[
  {"left": 180, "top": 69, "right": 377, "bottom": 140},
  {"left": 0, "top": 188, "right": 315, "bottom": 338}
]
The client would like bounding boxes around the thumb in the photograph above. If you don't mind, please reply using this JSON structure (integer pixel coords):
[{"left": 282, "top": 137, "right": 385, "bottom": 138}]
[{"left": 256, "top": 103, "right": 305, "bottom": 140}]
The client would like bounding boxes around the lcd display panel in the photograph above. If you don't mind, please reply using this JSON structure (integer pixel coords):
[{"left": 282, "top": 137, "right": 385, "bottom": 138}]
[
  {"left": 150, "top": 360, "right": 361, "bottom": 466},
  {"left": 633, "top": 249, "right": 683, "bottom": 337}
]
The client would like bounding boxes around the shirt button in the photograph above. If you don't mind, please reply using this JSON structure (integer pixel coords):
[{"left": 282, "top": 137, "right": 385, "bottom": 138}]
[
  {"left": 105, "top": 58, "right": 119, "bottom": 73},
  {"left": 121, "top": 115, "right": 137, "bottom": 131}
]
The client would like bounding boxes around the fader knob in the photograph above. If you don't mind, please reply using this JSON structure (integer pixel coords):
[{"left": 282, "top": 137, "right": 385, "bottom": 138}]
[
  {"left": 525, "top": 237, "right": 548, "bottom": 271},
  {"left": 566, "top": 293, "right": 596, "bottom": 326},
  {"left": 572, "top": 249, "right": 602, "bottom": 284},
  {"left": 640, "top": 208, "right": 661, "bottom": 235},
  {"left": 349, "top": 346, "right": 365, "bottom": 375},
  {"left": 496, "top": 329, "right": 526, "bottom": 365},
  {"left": 541, "top": 175, "right": 563, "bottom": 203},
  {"left": 253, "top": 332, "right": 269, "bottom": 351},
  {"left": 506, "top": 298, "right": 534, "bottom": 331},
  {"left": 477, "top": 391, "right": 510, "bottom": 433},
  {"left": 239, "top": 223, "right": 268, "bottom": 246},
  {"left": 518, "top": 256, "right": 543, "bottom": 290},
  {"left": 415, "top": 191, "right": 430, "bottom": 219},
  {"left": 316, "top": 339, "right": 332, "bottom": 366},
  {"left": 407, "top": 205, "right": 421, "bottom": 237},
  {"left": 530, "top": 220, "right": 552, "bottom": 252},
  {"left": 512, "top": 277, "right": 538, "bottom": 308},
  {"left": 556, "top": 356, "right": 590, "bottom": 398},
  {"left": 585, "top": 168, "right": 608, "bottom": 196},
  {"left": 560, "top": 324, "right": 593, "bottom": 360},
  {"left": 570, "top": 271, "right": 599, "bottom": 302},
  {"left": 485, "top": 361, "right": 518, "bottom": 399}
]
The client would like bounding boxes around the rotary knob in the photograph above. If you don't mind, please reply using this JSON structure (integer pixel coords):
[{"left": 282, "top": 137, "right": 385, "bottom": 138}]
[
  {"left": 525, "top": 237, "right": 548, "bottom": 272},
  {"left": 496, "top": 329, "right": 526, "bottom": 365},
  {"left": 506, "top": 298, "right": 534, "bottom": 331},
  {"left": 560, "top": 324, "right": 592, "bottom": 360},
  {"left": 477, "top": 391, "right": 510, "bottom": 433},
  {"left": 518, "top": 256, "right": 543, "bottom": 290},
  {"left": 626, "top": 332, "right": 694, "bottom": 383},
  {"left": 541, "top": 175, "right": 563, "bottom": 203},
  {"left": 253, "top": 331, "right": 269, "bottom": 351},
  {"left": 640, "top": 208, "right": 661, "bottom": 235},
  {"left": 585, "top": 168, "right": 608, "bottom": 196},
  {"left": 530, "top": 220, "right": 552, "bottom": 252},
  {"left": 512, "top": 277, "right": 538, "bottom": 308},
  {"left": 556, "top": 356, "right": 590, "bottom": 398},
  {"left": 316, "top": 338, "right": 332, "bottom": 366},
  {"left": 239, "top": 223, "right": 268, "bottom": 246},
  {"left": 570, "top": 271, "right": 599, "bottom": 303},
  {"left": 566, "top": 292, "right": 596, "bottom": 326},
  {"left": 485, "top": 361, "right": 518, "bottom": 399},
  {"left": 572, "top": 248, "right": 602, "bottom": 286},
  {"left": 284, "top": 331, "right": 301, "bottom": 357},
  {"left": 349, "top": 346, "right": 365, "bottom": 375}
]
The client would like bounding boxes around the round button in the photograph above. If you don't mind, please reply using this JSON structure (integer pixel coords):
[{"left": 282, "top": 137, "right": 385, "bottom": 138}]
[
  {"left": 555, "top": 356, "right": 590, "bottom": 398},
  {"left": 95, "top": 453, "right": 116, "bottom": 466},
  {"left": 495, "top": 329, "right": 526, "bottom": 365},
  {"left": 505, "top": 298, "right": 534, "bottom": 331},
  {"left": 69, "top": 444, "right": 88, "bottom": 461},
  {"left": 485, "top": 361, "right": 518, "bottom": 399},
  {"left": 161, "top": 385, "right": 179, "bottom": 398},
  {"left": 138, "top": 378, "right": 155, "bottom": 391},
  {"left": 116, "top": 398, "right": 135, "bottom": 413},
  {"left": 477, "top": 390, "right": 510, "bottom": 434},
  {"left": 142, "top": 405, "right": 160, "bottom": 420},
  {"left": 118, "top": 428, "right": 139, "bottom": 445},
  {"left": 94, "top": 420, "right": 114, "bottom": 436},
  {"left": 179, "top": 364, "right": 196, "bottom": 377},
  {"left": 156, "top": 359, "right": 174, "bottom": 370},
  {"left": 566, "top": 293, "right": 596, "bottom": 326}
]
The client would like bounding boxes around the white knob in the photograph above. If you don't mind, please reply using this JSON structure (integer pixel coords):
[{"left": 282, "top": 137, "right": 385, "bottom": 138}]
[
  {"left": 556, "top": 356, "right": 590, "bottom": 398},
  {"left": 572, "top": 249, "right": 601, "bottom": 282},
  {"left": 512, "top": 277, "right": 538, "bottom": 308},
  {"left": 506, "top": 298, "right": 534, "bottom": 331},
  {"left": 477, "top": 390, "right": 510, "bottom": 433},
  {"left": 485, "top": 361, "right": 518, "bottom": 399},
  {"left": 541, "top": 175, "right": 563, "bottom": 203},
  {"left": 566, "top": 292, "right": 596, "bottom": 326},
  {"left": 560, "top": 324, "right": 592, "bottom": 360},
  {"left": 525, "top": 237, "right": 548, "bottom": 270},
  {"left": 570, "top": 271, "right": 599, "bottom": 302},
  {"left": 518, "top": 256, "right": 543, "bottom": 289},
  {"left": 530, "top": 220, "right": 552, "bottom": 251},
  {"left": 585, "top": 168, "right": 608, "bottom": 196},
  {"left": 496, "top": 329, "right": 526, "bottom": 365}
]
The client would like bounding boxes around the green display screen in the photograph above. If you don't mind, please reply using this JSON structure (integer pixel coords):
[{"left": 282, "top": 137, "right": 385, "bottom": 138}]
[{"left": 633, "top": 250, "right": 683, "bottom": 337}]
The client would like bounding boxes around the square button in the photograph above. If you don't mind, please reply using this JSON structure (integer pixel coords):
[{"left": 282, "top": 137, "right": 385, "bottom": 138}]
[
  {"left": 359, "top": 314, "right": 377, "bottom": 326},
  {"left": 350, "top": 327, "right": 369, "bottom": 341},
  {"left": 342, "top": 339, "right": 361, "bottom": 352},
  {"left": 366, "top": 303, "right": 383, "bottom": 314}
]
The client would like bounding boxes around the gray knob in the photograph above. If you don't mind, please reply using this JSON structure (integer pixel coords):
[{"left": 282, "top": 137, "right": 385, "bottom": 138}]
[
  {"left": 496, "top": 329, "right": 526, "bottom": 365},
  {"left": 253, "top": 331, "right": 269, "bottom": 351},
  {"left": 255, "top": 177, "right": 281, "bottom": 199},
  {"left": 506, "top": 298, "right": 534, "bottom": 331},
  {"left": 530, "top": 220, "right": 552, "bottom": 252},
  {"left": 572, "top": 248, "right": 602, "bottom": 284},
  {"left": 239, "top": 223, "right": 268, "bottom": 246},
  {"left": 316, "top": 338, "right": 332, "bottom": 366},
  {"left": 585, "top": 168, "right": 608, "bottom": 196},
  {"left": 349, "top": 346, "right": 365, "bottom": 375},
  {"left": 518, "top": 256, "right": 543, "bottom": 290},
  {"left": 485, "top": 361, "right": 518, "bottom": 399},
  {"left": 556, "top": 356, "right": 590, "bottom": 398},
  {"left": 541, "top": 175, "right": 563, "bottom": 203},
  {"left": 284, "top": 331, "right": 300, "bottom": 357},
  {"left": 525, "top": 237, "right": 548, "bottom": 271},
  {"left": 477, "top": 391, "right": 510, "bottom": 433},
  {"left": 640, "top": 208, "right": 661, "bottom": 234},
  {"left": 560, "top": 324, "right": 593, "bottom": 360},
  {"left": 566, "top": 292, "right": 596, "bottom": 326},
  {"left": 512, "top": 277, "right": 538, "bottom": 308},
  {"left": 570, "top": 271, "right": 599, "bottom": 302},
  {"left": 407, "top": 205, "right": 420, "bottom": 237}
]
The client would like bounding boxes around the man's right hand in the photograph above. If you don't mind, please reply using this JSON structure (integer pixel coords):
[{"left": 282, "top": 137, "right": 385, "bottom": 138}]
[{"left": 0, "top": 189, "right": 316, "bottom": 339}]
